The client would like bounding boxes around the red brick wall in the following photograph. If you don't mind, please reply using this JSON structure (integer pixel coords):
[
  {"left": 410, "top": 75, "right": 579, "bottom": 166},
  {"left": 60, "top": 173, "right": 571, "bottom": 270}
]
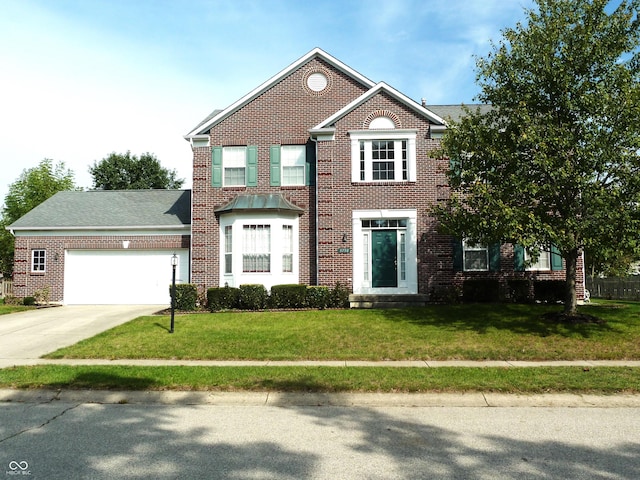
[
  {"left": 191, "top": 58, "right": 371, "bottom": 291},
  {"left": 12, "top": 234, "right": 189, "bottom": 302},
  {"left": 191, "top": 56, "right": 585, "bottom": 300}
]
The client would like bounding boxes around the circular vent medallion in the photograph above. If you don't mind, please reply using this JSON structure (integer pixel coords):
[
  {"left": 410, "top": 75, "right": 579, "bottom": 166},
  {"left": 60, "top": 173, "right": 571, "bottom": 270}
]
[{"left": 306, "top": 72, "right": 328, "bottom": 92}]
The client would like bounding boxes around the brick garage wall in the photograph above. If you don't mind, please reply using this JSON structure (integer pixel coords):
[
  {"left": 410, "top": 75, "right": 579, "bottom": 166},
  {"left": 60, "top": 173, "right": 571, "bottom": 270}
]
[
  {"left": 12, "top": 234, "right": 189, "bottom": 302},
  {"left": 191, "top": 58, "right": 371, "bottom": 292}
]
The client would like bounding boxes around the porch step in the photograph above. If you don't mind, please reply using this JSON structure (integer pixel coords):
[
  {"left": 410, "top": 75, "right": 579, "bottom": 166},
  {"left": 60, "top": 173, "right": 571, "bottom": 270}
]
[{"left": 349, "top": 294, "right": 429, "bottom": 309}]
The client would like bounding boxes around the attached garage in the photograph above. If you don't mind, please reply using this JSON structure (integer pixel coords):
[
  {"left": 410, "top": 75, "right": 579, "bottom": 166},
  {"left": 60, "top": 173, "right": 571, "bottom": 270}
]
[
  {"left": 64, "top": 249, "right": 189, "bottom": 304},
  {"left": 8, "top": 190, "right": 192, "bottom": 304}
]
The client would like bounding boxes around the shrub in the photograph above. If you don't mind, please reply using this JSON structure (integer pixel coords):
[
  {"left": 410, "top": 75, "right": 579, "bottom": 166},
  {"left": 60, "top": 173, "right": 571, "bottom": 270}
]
[
  {"left": 239, "top": 284, "right": 268, "bottom": 310},
  {"left": 23, "top": 296, "right": 36, "bottom": 306},
  {"left": 306, "top": 285, "right": 330, "bottom": 309},
  {"left": 3, "top": 295, "right": 20, "bottom": 306},
  {"left": 534, "top": 280, "right": 566, "bottom": 303},
  {"left": 462, "top": 279, "right": 500, "bottom": 303},
  {"left": 270, "top": 284, "right": 307, "bottom": 309},
  {"left": 170, "top": 283, "right": 198, "bottom": 311},
  {"left": 207, "top": 286, "right": 240, "bottom": 312},
  {"left": 429, "top": 285, "right": 462, "bottom": 304},
  {"left": 507, "top": 279, "right": 532, "bottom": 303},
  {"left": 33, "top": 286, "right": 51, "bottom": 305},
  {"left": 328, "top": 282, "right": 350, "bottom": 309}
]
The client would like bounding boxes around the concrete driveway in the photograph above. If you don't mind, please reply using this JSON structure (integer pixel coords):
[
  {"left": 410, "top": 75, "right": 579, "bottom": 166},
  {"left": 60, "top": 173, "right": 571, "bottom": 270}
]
[{"left": 0, "top": 305, "right": 163, "bottom": 367}]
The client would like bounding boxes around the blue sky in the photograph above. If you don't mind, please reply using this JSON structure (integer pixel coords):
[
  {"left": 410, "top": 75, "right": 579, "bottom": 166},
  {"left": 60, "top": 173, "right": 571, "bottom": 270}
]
[{"left": 0, "top": 0, "right": 534, "bottom": 204}]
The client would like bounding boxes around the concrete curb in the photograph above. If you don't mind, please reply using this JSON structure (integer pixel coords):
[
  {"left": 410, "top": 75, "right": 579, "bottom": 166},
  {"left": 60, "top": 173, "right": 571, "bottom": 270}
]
[{"left": 1, "top": 389, "right": 640, "bottom": 407}]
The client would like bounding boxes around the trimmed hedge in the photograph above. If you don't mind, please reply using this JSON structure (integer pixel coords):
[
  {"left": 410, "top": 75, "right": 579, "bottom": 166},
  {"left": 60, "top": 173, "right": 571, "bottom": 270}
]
[
  {"left": 462, "top": 279, "right": 500, "bottom": 303},
  {"left": 306, "top": 285, "right": 330, "bottom": 309},
  {"left": 534, "top": 280, "right": 566, "bottom": 303},
  {"left": 170, "top": 284, "right": 198, "bottom": 311},
  {"left": 507, "top": 279, "right": 531, "bottom": 303},
  {"left": 239, "top": 284, "right": 269, "bottom": 310},
  {"left": 270, "top": 284, "right": 307, "bottom": 309},
  {"left": 207, "top": 286, "right": 240, "bottom": 312}
]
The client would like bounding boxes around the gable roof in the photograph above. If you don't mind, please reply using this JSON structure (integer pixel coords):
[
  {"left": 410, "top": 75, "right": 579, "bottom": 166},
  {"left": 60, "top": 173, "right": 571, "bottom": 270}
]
[
  {"left": 310, "top": 82, "right": 447, "bottom": 134},
  {"left": 8, "top": 190, "right": 191, "bottom": 231},
  {"left": 184, "top": 48, "right": 376, "bottom": 139}
]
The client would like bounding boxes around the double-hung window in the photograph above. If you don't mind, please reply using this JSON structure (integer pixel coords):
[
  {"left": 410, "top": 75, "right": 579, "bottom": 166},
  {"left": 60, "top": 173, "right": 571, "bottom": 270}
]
[
  {"left": 270, "top": 145, "right": 309, "bottom": 186},
  {"left": 32, "top": 249, "right": 46, "bottom": 272},
  {"left": 242, "top": 225, "right": 271, "bottom": 272},
  {"left": 212, "top": 146, "right": 258, "bottom": 187},
  {"left": 525, "top": 247, "right": 551, "bottom": 270},
  {"left": 223, "top": 147, "right": 246, "bottom": 186},
  {"left": 282, "top": 225, "right": 293, "bottom": 272},
  {"left": 350, "top": 130, "right": 416, "bottom": 183},
  {"left": 463, "top": 241, "right": 488, "bottom": 271},
  {"left": 281, "top": 146, "right": 305, "bottom": 186}
]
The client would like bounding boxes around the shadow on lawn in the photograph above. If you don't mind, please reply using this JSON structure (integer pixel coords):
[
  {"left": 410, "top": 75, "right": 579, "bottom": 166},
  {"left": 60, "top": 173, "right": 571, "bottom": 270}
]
[{"left": 378, "top": 303, "right": 616, "bottom": 338}]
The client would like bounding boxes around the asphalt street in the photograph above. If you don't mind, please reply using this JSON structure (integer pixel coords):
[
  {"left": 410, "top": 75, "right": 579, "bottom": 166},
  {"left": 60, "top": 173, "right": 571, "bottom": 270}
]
[{"left": 1, "top": 400, "right": 639, "bottom": 479}]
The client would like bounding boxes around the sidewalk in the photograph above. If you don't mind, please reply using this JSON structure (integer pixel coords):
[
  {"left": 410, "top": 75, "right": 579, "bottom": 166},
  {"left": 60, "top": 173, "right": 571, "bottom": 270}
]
[{"left": 3, "top": 358, "right": 640, "bottom": 368}]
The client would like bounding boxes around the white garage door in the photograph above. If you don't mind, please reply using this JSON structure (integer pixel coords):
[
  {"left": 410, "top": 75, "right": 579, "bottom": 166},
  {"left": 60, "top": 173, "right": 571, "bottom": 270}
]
[{"left": 64, "top": 249, "right": 189, "bottom": 305}]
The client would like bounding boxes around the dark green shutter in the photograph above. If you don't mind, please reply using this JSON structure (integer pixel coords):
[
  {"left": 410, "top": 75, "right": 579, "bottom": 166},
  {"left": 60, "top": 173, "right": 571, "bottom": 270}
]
[
  {"left": 212, "top": 147, "right": 223, "bottom": 187},
  {"left": 246, "top": 146, "right": 258, "bottom": 187},
  {"left": 452, "top": 238, "right": 463, "bottom": 271},
  {"left": 550, "top": 245, "right": 563, "bottom": 271},
  {"left": 489, "top": 243, "right": 501, "bottom": 271},
  {"left": 514, "top": 244, "right": 525, "bottom": 271},
  {"left": 449, "top": 155, "right": 462, "bottom": 181},
  {"left": 306, "top": 141, "right": 316, "bottom": 186},
  {"left": 270, "top": 145, "right": 281, "bottom": 186}
]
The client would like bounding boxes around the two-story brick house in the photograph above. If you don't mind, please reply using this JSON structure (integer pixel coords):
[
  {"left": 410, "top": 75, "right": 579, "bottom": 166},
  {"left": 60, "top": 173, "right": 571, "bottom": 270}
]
[{"left": 8, "top": 48, "right": 583, "bottom": 304}]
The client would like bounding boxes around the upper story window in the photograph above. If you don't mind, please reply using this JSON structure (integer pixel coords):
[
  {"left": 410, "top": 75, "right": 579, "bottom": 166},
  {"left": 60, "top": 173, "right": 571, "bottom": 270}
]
[
  {"left": 32, "top": 249, "right": 46, "bottom": 272},
  {"left": 212, "top": 146, "right": 258, "bottom": 188},
  {"left": 281, "top": 146, "right": 306, "bottom": 186},
  {"left": 350, "top": 130, "right": 417, "bottom": 183},
  {"left": 270, "top": 144, "right": 313, "bottom": 187},
  {"left": 223, "top": 147, "right": 246, "bottom": 186}
]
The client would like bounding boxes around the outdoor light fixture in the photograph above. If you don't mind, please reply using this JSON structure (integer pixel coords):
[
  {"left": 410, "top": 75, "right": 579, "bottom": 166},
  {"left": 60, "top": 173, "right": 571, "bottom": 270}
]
[
  {"left": 170, "top": 253, "right": 178, "bottom": 333},
  {"left": 342, "top": 233, "right": 348, "bottom": 243}
]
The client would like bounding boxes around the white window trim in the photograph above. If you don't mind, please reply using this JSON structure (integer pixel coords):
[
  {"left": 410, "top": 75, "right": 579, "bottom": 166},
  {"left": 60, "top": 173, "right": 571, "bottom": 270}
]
[
  {"left": 281, "top": 145, "right": 306, "bottom": 186},
  {"left": 525, "top": 247, "right": 551, "bottom": 271},
  {"left": 219, "top": 213, "right": 299, "bottom": 290},
  {"left": 352, "top": 209, "right": 418, "bottom": 294},
  {"left": 222, "top": 146, "right": 246, "bottom": 187},
  {"left": 463, "top": 240, "right": 489, "bottom": 272},
  {"left": 349, "top": 130, "right": 417, "bottom": 183},
  {"left": 31, "top": 249, "right": 46, "bottom": 273}
]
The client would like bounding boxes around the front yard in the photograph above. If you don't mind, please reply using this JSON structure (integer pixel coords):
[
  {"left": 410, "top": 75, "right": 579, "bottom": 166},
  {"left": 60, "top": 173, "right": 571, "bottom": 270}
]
[
  {"left": 2, "top": 301, "right": 639, "bottom": 393},
  {"left": 44, "top": 301, "right": 640, "bottom": 361}
]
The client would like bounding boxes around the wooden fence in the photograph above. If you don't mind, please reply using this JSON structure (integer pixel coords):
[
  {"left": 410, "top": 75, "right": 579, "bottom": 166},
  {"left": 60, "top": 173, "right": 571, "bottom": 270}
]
[
  {"left": 0, "top": 278, "right": 13, "bottom": 298},
  {"left": 585, "top": 277, "right": 640, "bottom": 301}
]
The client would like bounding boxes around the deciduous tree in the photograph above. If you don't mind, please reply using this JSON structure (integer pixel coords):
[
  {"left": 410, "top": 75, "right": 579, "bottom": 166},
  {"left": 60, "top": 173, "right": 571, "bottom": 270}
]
[
  {"left": 431, "top": 0, "right": 640, "bottom": 315},
  {"left": 1, "top": 159, "right": 77, "bottom": 276},
  {"left": 89, "top": 151, "right": 184, "bottom": 190}
]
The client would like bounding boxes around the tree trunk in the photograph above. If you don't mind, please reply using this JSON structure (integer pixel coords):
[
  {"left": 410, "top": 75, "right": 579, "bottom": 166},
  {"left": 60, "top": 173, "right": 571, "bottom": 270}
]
[{"left": 564, "top": 249, "right": 579, "bottom": 316}]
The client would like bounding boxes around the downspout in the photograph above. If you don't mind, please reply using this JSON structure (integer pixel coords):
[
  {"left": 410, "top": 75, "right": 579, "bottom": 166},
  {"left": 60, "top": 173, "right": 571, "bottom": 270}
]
[{"left": 311, "top": 136, "right": 319, "bottom": 286}]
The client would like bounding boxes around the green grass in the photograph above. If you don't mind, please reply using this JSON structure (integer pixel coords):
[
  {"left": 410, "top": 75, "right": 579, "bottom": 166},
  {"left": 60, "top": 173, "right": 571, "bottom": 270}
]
[
  {"left": 44, "top": 301, "right": 640, "bottom": 361},
  {"left": 0, "top": 365, "right": 638, "bottom": 393},
  {"left": 0, "top": 301, "right": 31, "bottom": 315}
]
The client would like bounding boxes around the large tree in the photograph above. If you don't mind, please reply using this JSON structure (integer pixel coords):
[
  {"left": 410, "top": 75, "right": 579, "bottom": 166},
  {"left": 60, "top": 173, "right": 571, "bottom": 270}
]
[
  {"left": 89, "top": 151, "right": 184, "bottom": 190},
  {"left": 432, "top": 0, "right": 640, "bottom": 315},
  {"left": 1, "top": 159, "right": 77, "bottom": 276}
]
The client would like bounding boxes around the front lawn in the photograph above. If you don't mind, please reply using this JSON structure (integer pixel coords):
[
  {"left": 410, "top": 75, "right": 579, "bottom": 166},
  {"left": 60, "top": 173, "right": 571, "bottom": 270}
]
[
  {"left": 44, "top": 301, "right": 640, "bottom": 361},
  {"left": 1, "top": 365, "right": 638, "bottom": 393},
  {"left": 0, "top": 300, "right": 32, "bottom": 315}
]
